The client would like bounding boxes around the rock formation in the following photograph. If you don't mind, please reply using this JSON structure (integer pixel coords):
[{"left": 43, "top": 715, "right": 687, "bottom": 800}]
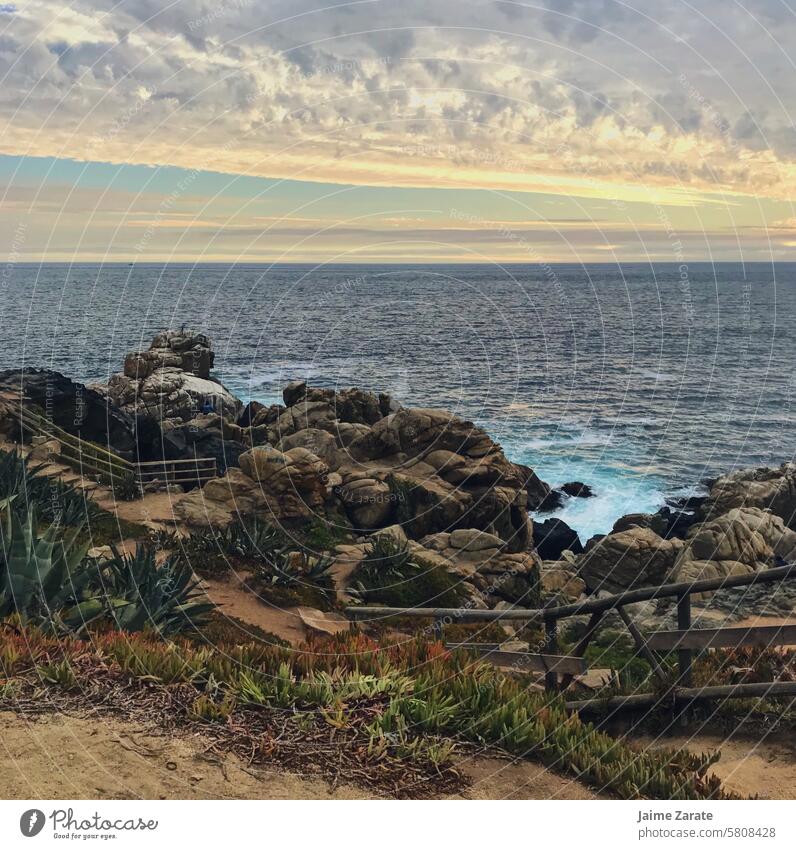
[
  {"left": 578, "top": 526, "right": 684, "bottom": 593},
  {"left": 97, "top": 331, "right": 241, "bottom": 426},
  {"left": 0, "top": 368, "right": 139, "bottom": 457},
  {"left": 703, "top": 464, "right": 796, "bottom": 528}
]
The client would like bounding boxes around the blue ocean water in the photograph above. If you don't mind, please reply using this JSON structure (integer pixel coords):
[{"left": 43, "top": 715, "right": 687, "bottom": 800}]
[{"left": 2, "top": 262, "right": 794, "bottom": 539}]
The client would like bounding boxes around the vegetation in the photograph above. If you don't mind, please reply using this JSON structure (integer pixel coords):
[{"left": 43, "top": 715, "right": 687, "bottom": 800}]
[
  {"left": 0, "top": 623, "right": 735, "bottom": 799},
  {"left": 0, "top": 494, "right": 212, "bottom": 635},
  {"left": 163, "top": 517, "right": 335, "bottom": 608},
  {"left": 351, "top": 535, "right": 465, "bottom": 608},
  {"left": 299, "top": 515, "right": 351, "bottom": 552},
  {"left": 0, "top": 448, "right": 104, "bottom": 525}
]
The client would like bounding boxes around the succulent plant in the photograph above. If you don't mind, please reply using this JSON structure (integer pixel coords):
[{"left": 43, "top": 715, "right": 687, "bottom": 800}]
[
  {"left": 0, "top": 498, "right": 104, "bottom": 632},
  {"left": 103, "top": 544, "right": 214, "bottom": 635}
]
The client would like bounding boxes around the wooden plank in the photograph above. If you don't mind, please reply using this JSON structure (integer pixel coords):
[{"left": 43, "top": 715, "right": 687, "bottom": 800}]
[
  {"left": 646, "top": 624, "right": 796, "bottom": 651},
  {"left": 445, "top": 643, "right": 587, "bottom": 675},
  {"left": 566, "top": 680, "right": 796, "bottom": 714},
  {"left": 345, "top": 563, "right": 796, "bottom": 623}
]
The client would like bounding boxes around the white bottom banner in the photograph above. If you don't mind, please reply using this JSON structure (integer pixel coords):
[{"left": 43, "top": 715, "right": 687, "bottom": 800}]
[{"left": 1, "top": 800, "right": 793, "bottom": 848}]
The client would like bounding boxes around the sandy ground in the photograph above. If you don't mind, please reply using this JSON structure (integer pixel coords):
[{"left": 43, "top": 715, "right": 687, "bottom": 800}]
[
  {"left": 0, "top": 712, "right": 368, "bottom": 800},
  {"left": 0, "top": 712, "right": 596, "bottom": 800},
  {"left": 202, "top": 574, "right": 310, "bottom": 644},
  {"left": 638, "top": 732, "right": 796, "bottom": 799}
]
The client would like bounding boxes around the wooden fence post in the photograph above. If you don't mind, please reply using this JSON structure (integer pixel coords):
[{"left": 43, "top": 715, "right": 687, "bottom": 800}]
[
  {"left": 677, "top": 592, "right": 692, "bottom": 687},
  {"left": 544, "top": 615, "right": 558, "bottom": 692}
]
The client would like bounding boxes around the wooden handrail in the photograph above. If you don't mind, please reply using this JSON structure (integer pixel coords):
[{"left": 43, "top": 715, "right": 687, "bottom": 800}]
[
  {"left": 136, "top": 457, "right": 217, "bottom": 467},
  {"left": 345, "top": 564, "right": 796, "bottom": 624}
]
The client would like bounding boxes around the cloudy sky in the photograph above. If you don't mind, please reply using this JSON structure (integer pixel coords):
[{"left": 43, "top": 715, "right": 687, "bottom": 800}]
[{"left": 1, "top": 0, "right": 795, "bottom": 262}]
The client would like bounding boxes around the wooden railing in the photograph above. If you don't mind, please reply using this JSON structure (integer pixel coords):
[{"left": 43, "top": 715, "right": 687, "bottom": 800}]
[
  {"left": 18, "top": 407, "right": 217, "bottom": 491},
  {"left": 346, "top": 564, "right": 796, "bottom": 711},
  {"left": 135, "top": 457, "right": 217, "bottom": 488},
  {"left": 18, "top": 407, "right": 135, "bottom": 484}
]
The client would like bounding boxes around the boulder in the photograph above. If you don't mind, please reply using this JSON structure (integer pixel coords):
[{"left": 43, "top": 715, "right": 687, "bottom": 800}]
[
  {"left": 561, "top": 481, "right": 594, "bottom": 498},
  {"left": 0, "top": 368, "right": 138, "bottom": 457},
  {"left": 672, "top": 507, "right": 796, "bottom": 584},
  {"left": 705, "top": 464, "right": 796, "bottom": 528},
  {"left": 612, "top": 512, "right": 669, "bottom": 536},
  {"left": 337, "top": 477, "right": 394, "bottom": 529},
  {"left": 237, "top": 400, "right": 266, "bottom": 427},
  {"left": 106, "top": 367, "right": 241, "bottom": 424},
  {"left": 239, "top": 445, "right": 328, "bottom": 507},
  {"left": 541, "top": 566, "right": 587, "bottom": 602},
  {"left": 448, "top": 528, "right": 504, "bottom": 552},
  {"left": 579, "top": 526, "right": 683, "bottom": 593},
  {"left": 277, "top": 428, "right": 340, "bottom": 469},
  {"left": 533, "top": 517, "right": 583, "bottom": 561},
  {"left": 124, "top": 330, "right": 214, "bottom": 379},
  {"left": 515, "top": 464, "right": 558, "bottom": 510},
  {"left": 348, "top": 407, "right": 508, "bottom": 462}
]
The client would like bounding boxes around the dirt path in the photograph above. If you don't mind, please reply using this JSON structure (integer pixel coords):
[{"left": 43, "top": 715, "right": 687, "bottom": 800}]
[
  {"left": 0, "top": 711, "right": 597, "bottom": 800},
  {"left": 202, "top": 574, "right": 309, "bottom": 644},
  {"left": 0, "top": 711, "right": 367, "bottom": 800},
  {"left": 638, "top": 732, "right": 796, "bottom": 799}
]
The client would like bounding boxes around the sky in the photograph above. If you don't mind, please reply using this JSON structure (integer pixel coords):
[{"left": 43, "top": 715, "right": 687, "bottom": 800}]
[{"left": 0, "top": 0, "right": 795, "bottom": 263}]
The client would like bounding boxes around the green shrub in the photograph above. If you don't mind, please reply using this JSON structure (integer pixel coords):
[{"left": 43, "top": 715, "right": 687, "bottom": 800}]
[{"left": 352, "top": 536, "right": 465, "bottom": 608}]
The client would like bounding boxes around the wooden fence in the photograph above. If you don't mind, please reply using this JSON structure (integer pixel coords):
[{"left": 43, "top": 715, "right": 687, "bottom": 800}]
[{"left": 346, "top": 563, "right": 796, "bottom": 711}]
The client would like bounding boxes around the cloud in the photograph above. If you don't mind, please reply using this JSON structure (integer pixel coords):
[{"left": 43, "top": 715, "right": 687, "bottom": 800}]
[{"left": 0, "top": 0, "right": 793, "bottom": 205}]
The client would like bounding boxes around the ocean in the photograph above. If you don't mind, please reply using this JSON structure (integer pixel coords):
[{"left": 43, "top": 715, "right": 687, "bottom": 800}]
[{"left": 2, "top": 262, "right": 794, "bottom": 539}]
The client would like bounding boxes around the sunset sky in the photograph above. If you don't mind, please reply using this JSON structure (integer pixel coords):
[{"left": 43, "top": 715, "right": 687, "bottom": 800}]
[{"left": 1, "top": 0, "right": 795, "bottom": 262}]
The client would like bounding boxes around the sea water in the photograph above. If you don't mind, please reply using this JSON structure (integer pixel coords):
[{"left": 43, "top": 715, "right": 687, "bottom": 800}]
[{"left": 2, "top": 262, "right": 794, "bottom": 539}]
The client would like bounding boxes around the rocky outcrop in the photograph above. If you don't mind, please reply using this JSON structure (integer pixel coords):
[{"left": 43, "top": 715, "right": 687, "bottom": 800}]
[
  {"left": 532, "top": 517, "right": 583, "bottom": 561},
  {"left": 124, "top": 330, "right": 214, "bottom": 379},
  {"left": 175, "top": 443, "right": 335, "bottom": 527},
  {"left": 98, "top": 331, "right": 241, "bottom": 426},
  {"left": 672, "top": 506, "right": 796, "bottom": 584},
  {"left": 611, "top": 512, "right": 669, "bottom": 536},
  {"left": 578, "top": 526, "right": 684, "bottom": 593},
  {"left": 540, "top": 562, "right": 586, "bottom": 602},
  {"left": 0, "top": 368, "right": 139, "bottom": 457},
  {"left": 561, "top": 481, "right": 594, "bottom": 498},
  {"left": 704, "top": 464, "right": 796, "bottom": 528}
]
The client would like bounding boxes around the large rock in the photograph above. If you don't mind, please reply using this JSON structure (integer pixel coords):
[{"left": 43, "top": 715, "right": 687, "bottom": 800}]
[
  {"left": 123, "top": 330, "right": 214, "bottom": 379},
  {"left": 672, "top": 506, "right": 796, "bottom": 584},
  {"left": 337, "top": 476, "right": 394, "bottom": 529},
  {"left": 348, "top": 407, "right": 506, "bottom": 462},
  {"left": 705, "top": 464, "right": 796, "bottom": 528},
  {"left": 239, "top": 445, "right": 328, "bottom": 509},
  {"left": 578, "top": 526, "right": 684, "bottom": 593},
  {"left": 612, "top": 512, "right": 669, "bottom": 536},
  {"left": 533, "top": 517, "right": 583, "bottom": 561},
  {"left": 277, "top": 428, "right": 340, "bottom": 469},
  {"left": 0, "top": 368, "right": 139, "bottom": 457},
  {"left": 177, "top": 444, "right": 332, "bottom": 527},
  {"left": 99, "top": 331, "right": 242, "bottom": 428},
  {"left": 106, "top": 368, "right": 240, "bottom": 424}
]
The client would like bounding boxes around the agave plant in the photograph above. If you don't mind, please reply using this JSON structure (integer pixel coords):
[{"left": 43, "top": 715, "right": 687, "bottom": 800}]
[
  {"left": 103, "top": 545, "right": 214, "bottom": 635},
  {"left": 0, "top": 448, "right": 103, "bottom": 525},
  {"left": 0, "top": 497, "right": 105, "bottom": 632}
]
